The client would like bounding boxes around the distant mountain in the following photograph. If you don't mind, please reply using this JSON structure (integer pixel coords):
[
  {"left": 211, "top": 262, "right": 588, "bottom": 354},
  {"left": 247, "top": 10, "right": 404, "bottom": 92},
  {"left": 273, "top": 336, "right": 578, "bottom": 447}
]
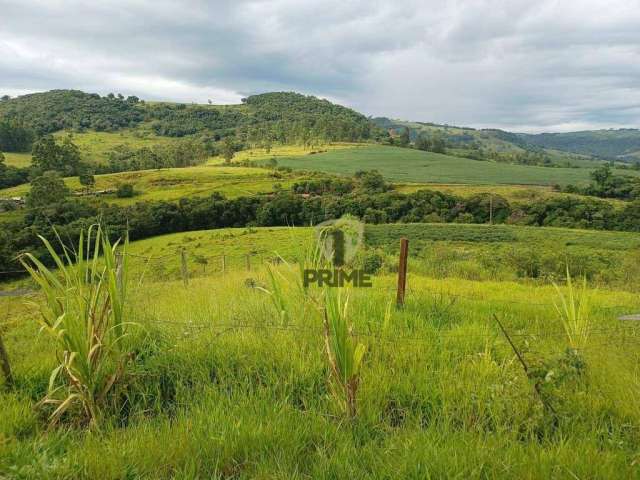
[
  {"left": 373, "top": 117, "right": 640, "bottom": 162},
  {"left": 519, "top": 129, "right": 640, "bottom": 161}
]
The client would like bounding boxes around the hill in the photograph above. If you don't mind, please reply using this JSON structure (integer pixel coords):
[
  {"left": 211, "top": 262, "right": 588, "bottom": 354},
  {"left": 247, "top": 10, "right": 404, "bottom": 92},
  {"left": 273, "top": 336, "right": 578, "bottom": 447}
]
[
  {"left": 520, "top": 129, "right": 640, "bottom": 161},
  {"left": 0, "top": 90, "right": 380, "bottom": 153},
  {"left": 374, "top": 117, "right": 640, "bottom": 163}
]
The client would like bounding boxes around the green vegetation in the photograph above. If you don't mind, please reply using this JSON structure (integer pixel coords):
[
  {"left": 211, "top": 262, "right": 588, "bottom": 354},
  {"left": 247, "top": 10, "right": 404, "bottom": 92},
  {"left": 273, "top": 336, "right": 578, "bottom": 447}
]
[
  {"left": 123, "top": 223, "right": 640, "bottom": 290},
  {"left": 0, "top": 166, "right": 295, "bottom": 204},
  {"left": 2, "top": 152, "right": 31, "bottom": 167},
  {"left": 0, "top": 90, "right": 143, "bottom": 135},
  {"left": 2, "top": 223, "right": 640, "bottom": 477},
  {"left": 523, "top": 128, "right": 640, "bottom": 160},
  {"left": 4, "top": 87, "right": 640, "bottom": 478},
  {"left": 53, "top": 130, "right": 181, "bottom": 165},
  {"left": 0, "top": 90, "right": 379, "bottom": 145},
  {"left": 376, "top": 117, "right": 640, "bottom": 164},
  {"left": 274, "top": 145, "right": 639, "bottom": 185},
  {"left": 20, "top": 226, "right": 131, "bottom": 428}
]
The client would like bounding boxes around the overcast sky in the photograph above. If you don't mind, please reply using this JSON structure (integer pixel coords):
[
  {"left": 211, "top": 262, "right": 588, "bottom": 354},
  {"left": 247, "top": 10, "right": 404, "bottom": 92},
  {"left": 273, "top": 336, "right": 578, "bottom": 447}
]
[{"left": 1, "top": 0, "right": 640, "bottom": 132}]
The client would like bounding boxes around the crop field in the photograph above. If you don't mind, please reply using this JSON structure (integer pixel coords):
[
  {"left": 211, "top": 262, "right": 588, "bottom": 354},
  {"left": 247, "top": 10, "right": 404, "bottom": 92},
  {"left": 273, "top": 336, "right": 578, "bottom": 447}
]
[
  {"left": 0, "top": 166, "right": 295, "bottom": 204},
  {"left": 2, "top": 221, "right": 640, "bottom": 478},
  {"left": 218, "top": 142, "right": 363, "bottom": 165},
  {"left": 274, "top": 145, "right": 640, "bottom": 186}
]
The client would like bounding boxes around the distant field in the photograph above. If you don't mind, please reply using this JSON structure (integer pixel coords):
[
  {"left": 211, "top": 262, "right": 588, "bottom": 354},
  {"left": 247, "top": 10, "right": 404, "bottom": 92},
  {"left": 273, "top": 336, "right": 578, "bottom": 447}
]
[
  {"left": 395, "top": 183, "right": 626, "bottom": 206},
  {"left": 275, "top": 145, "right": 639, "bottom": 186},
  {"left": 3, "top": 152, "right": 31, "bottom": 167},
  {"left": 217, "top": 142, "right": 363, "bottom": 165},
  {"left": 53, "top": 130, "right": 183, "bottom": 165},
  {"left": 0, "top": 166, "right": 292, "bottom": 204}
]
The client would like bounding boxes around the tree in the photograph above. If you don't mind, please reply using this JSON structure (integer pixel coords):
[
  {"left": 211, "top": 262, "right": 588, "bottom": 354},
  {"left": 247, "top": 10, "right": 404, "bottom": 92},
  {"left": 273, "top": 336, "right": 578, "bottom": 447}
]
[
  {"left": 26, "top": 171, "right": 70, "bottom": 209},
  {"left": 590, "top": 164, "right": 612, "bottom": 188},
  {"left": 78, "top": 168, "right": 95, "bottom": 193},
  {"left": 221, "top": 136, "right": 235, "bottom": 163},
  {"left": 415, "top": 134, "right": 432, "bottom": 151},
  {"left": 0, "top": 95, "right": 9, "bottom": 102},
  {"left": 398, "top": 127, "right": 410, "bottom": 147},
  {"left": 31, "top": 135, "right": 81, "bottom": 175}
]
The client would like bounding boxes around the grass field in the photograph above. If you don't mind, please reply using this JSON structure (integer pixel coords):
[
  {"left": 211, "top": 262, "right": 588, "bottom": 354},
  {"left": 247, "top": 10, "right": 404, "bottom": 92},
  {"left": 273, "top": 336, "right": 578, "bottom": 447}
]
[
  {"left": 393, "top": 182, "right": 625, "bottom": 205},
  {"left": 118, "top": 223, "right": 640, "bottom": 290},
  {"left": 54, "top": 130, "right": 183, "bottom": 165},
  {"left": 2, "top": 222, "right": 640, "bottom": 478},
  {"left": 0, "top": 166, "right": 295, "bottom": 204},
  {"left": 274, "top": 145, "right": 640, "bottom": 186},
  {"left": 2, "top": 152, "right": 32, "bottom": 167}
]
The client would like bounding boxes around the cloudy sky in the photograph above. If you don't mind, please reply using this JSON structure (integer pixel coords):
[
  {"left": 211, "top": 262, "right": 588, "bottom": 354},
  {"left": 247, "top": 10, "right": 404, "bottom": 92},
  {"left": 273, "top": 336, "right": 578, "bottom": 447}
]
[{"left": 1, "top": 0, "right": 640, "bottom": 132}]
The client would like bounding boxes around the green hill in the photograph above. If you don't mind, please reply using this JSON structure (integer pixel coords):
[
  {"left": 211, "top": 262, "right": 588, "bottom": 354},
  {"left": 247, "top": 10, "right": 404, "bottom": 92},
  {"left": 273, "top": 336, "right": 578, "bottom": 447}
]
[
  {"left": 374, "top": 117, "right": 640, "bottom": 163},
  {"left": 0, "top": 90, "right": 380, "bottom": 150},
  {"left": 520, "top": 129, "right": 640, "bottom": 161}
]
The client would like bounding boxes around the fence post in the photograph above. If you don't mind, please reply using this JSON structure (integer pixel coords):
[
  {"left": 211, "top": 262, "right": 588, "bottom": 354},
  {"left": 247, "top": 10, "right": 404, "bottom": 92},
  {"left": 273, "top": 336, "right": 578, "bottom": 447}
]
[
  {"left": 396, "top": 238, "right": 409, "bottom": 307},
  {"left": 489, "top": 195, "right": 493, "bottom": 225},
  {"left": 0, "top": 332, "right": 13, "bottom": 390},
  {"left": 246, "top": 254, "right": 251, "bottom": 271},
  {"left": 221, "top": 255, "right": 226, "bottom": 275},
  {"left": 181, "top": 248, "right": 189, "bottom": 287}
]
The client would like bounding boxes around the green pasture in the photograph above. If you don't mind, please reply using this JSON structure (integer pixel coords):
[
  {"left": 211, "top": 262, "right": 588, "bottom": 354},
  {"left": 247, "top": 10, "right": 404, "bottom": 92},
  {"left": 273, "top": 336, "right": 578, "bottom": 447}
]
[
  {"left": 274, "top": 145, "right": 639, "bottom": 186},
  {"left": 2, "top": 230, "right": 640, "bottom": 477},
  {"left": 0, "top": 166, "right": 293, "bottom": 204}
]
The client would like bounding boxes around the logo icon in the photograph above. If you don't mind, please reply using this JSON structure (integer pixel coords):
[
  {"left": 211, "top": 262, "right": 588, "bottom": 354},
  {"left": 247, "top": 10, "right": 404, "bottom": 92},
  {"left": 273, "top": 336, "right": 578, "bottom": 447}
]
[
  {"left": 303, "top": 217, "right": 371, "bottom": 288},
  {"left": 315, "top": 217, "right": 364, "bottom": 267}
]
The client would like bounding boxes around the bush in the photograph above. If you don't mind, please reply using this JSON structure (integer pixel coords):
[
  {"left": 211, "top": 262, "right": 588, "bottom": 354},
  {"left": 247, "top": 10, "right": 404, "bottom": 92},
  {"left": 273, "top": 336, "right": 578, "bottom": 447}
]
[
  {"left": 361, "top": 250, "right": 384, "bottom": 274},
  {"left": 116, "top": 183, "right": 135, "bottom": 198}
]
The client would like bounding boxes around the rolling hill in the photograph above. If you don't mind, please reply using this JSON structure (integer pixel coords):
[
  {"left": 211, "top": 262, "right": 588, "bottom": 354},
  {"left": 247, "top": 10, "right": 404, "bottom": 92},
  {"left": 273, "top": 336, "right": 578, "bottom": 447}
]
[{"left": 375, "top": 117, "right": 640, "bottom": 163}]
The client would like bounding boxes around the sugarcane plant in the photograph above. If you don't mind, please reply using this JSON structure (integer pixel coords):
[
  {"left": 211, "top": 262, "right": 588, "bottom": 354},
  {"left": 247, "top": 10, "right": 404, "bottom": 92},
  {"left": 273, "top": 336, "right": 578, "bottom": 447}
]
[
  {"left": 553, "top": 266, "right": 591, "bottom": 351},
  {"left": 21, "top": 225, "right": 135, "bottom": 429},
  {"left": 322, "top": 286, "right": 366, "bottom": 418}
]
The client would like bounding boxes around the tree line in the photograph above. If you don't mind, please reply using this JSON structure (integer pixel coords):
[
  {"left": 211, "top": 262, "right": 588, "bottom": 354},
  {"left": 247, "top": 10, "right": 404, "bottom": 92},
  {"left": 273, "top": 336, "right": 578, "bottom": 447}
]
[{"left": 3, "top": 170, "right": 640, "bottom": 275}]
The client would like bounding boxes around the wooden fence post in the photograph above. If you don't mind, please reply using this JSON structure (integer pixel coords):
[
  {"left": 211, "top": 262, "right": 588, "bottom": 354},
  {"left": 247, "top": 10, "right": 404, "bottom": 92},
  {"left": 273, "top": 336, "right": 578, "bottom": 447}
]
[
  {"left": 221, "top": 255, "right": 226, "bottom": 275},
  {"left": 489, "top": 195, "right": 493, "bottom": 225},
  {"left": 181, "top": 248, "right": 189, "bottom": 287},
  {"left": 0, "top": 332, "right": 13, "bottom": 390},
  {"left": 396, "top": 238, "right": 409, "bottom": 307},
  {"left": 246, "top": 254, "right": 251, "bottom": 271}
]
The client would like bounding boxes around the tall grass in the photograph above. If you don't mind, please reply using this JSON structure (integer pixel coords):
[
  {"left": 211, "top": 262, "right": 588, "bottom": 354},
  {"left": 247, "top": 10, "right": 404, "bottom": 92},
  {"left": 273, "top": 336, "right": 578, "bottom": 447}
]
[
  {"left": 322, "top": 287, "right": 366, "bottom": 418},
  {"left": 553, "top": 266, "right": 591, "bottom": 350},
  {"left": 20, "top": 225, "right": 135, "bottom": 429}
]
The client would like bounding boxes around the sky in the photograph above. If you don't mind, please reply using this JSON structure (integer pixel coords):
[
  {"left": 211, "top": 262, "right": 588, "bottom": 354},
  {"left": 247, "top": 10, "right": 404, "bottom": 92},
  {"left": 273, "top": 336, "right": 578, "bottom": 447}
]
[{"left": 1, "top": 0, "right": 640, "bottom": 133}]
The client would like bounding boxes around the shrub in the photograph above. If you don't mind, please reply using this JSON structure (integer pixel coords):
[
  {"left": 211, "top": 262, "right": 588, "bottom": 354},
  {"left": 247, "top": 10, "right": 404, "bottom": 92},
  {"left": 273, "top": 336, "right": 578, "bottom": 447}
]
[
  {"left": 116, "top": 183, "right": 135, "bottom": 198},
  {"left": 361, "top": 250, "right": 384, "bottom": 274}
]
